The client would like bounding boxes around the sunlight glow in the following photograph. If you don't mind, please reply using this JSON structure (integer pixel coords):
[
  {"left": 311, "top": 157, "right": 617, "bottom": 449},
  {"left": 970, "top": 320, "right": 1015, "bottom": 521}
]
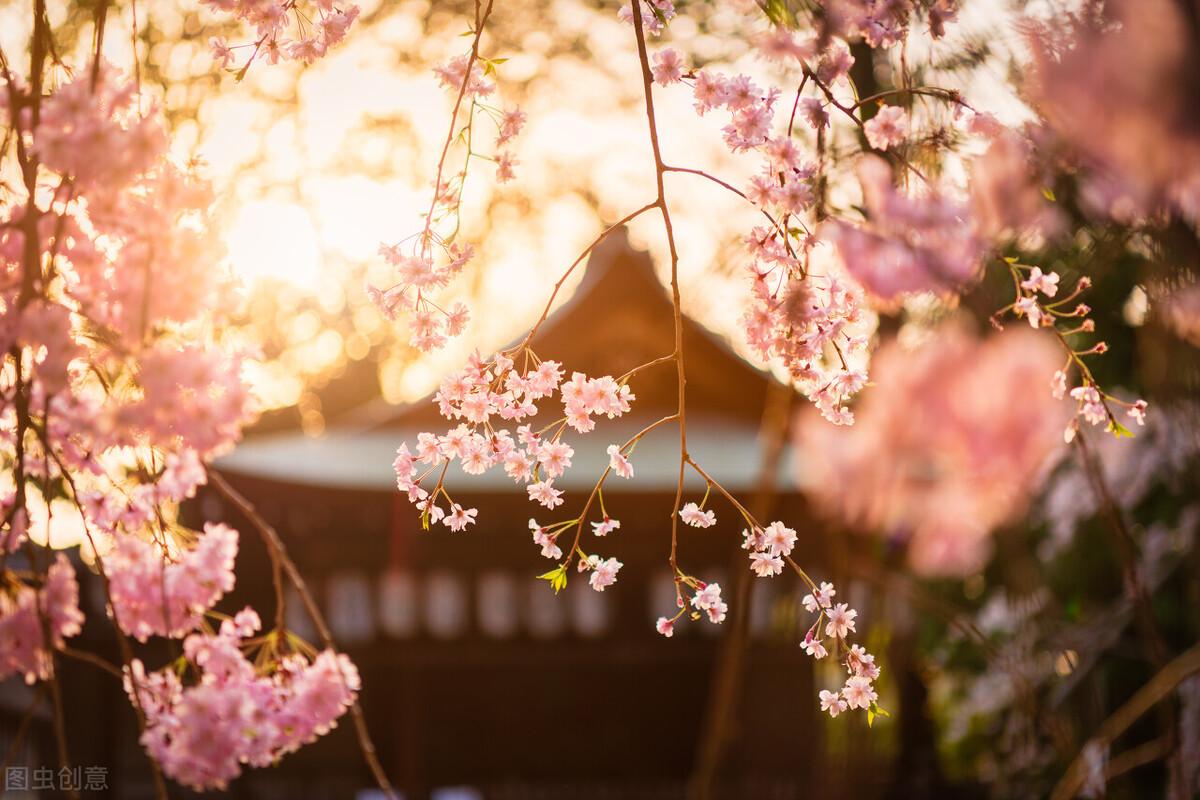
[{"left": 226, "top": 200, "right": 323, "bottom": 286}]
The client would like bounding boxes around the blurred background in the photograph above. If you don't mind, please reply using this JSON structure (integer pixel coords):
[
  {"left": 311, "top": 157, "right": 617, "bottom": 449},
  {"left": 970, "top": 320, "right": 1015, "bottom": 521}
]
[{"left": 1, "top": 0, "right": 1198, "bottom": 798}]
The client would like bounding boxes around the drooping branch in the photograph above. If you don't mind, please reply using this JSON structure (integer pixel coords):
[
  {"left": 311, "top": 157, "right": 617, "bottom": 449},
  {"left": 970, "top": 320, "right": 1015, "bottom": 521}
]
[{"left": 208, "top": 470, "right": 398, "bottom": 800}]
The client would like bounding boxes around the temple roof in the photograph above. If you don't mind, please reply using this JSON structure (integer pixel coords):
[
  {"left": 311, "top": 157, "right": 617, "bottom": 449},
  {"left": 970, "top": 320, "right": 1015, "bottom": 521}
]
[{"left": 217, "top": 229, "right": 797, "bottom": 491}]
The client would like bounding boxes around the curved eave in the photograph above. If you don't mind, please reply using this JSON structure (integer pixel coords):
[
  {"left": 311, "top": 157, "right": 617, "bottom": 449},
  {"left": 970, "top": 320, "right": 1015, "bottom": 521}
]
[{"left": 216, "top": 414, "right": 797, "bottom": 493}]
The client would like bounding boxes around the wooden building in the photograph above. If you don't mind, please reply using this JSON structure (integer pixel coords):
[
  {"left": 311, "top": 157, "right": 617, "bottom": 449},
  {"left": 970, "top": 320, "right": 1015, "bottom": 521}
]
[
  {"left": 1, "top": 232, "right": 958, "bottom": 799},
  {"left": 204, "top": 231, "right": 828, "bottom": 798}
]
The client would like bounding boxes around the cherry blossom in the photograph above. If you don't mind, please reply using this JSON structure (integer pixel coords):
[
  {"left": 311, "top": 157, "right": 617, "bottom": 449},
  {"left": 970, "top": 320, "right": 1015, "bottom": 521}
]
[
  {"left": 651, "top": 49, "right": 685, "bottom": 86},
  {"left": 199, "top": 0, "right": 360, "bottom": 74},
  {"left": 127, "top": 610, "right": 359, "bottom": 790},
  {"left": 863, "top": 105, "right": 909, "bottom": 150},
  {"left": 0, "top": 556, "right": 83, "bottom": 684},
  {"left": 591, "top": 517, "right": 621, "bottom": 537},
  {"left": 820, "top": 689, "right": 848, "bottom": 717},
  {"left": 1021, "top": 267, "right": 1060, "bottom": 298},
  {"left": 680, "top": 502, "right": 716, "bottom": 528},
  {"left": 825, "top": 603, "right": 858, "bottom": 639}
]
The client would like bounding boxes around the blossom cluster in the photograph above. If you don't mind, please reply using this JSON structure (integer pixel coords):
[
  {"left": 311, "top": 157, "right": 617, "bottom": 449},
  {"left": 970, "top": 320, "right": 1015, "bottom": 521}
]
[
  {"left": 742, "top": 520, "right": 798, "bottom": 578},
  {"left": 127, "top": 608, "right": 359, "bottom": 790},
  {"left": 369, "top": 46, "right": 527, "bottom": 352},
  {"left": 740, "top": 233, "right": 871, "bottom": 425},
  {"left": 824, "top": 156, "right": 987, "bottom": 305},
  {"left": 393, "top": 351, "right": 634, "bottom": 532},
  {"left": 205, "top": 0, "right": 361, "bottom": 73},
  {"left": 1001, "top": 262, "right": 1149, "bottom": 442},
  {"left": 0, "top": 555, "right": 83, "bottom": 684},
  {"left": 0, "top": 55, "right": 362, "bottom": 789},
  {"left": 1028, "top": 0, "right": 1200, "bottom": 225},
  {"left": 656, "top": 580, "right": 728, "bottom": 637},
  {"left": 801, "top": 583, "right": 882, "bottom": 719},
  {"left": 799, "top": 324, "right": 1068, "bottom": 576},
  {"left": 106, "top": 523, "right": 239, "bottom": 642}
]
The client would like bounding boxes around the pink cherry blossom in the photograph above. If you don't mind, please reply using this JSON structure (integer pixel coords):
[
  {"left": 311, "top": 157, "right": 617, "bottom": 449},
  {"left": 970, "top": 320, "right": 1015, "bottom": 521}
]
[
  {"left": 825, "top": 603, "right": 858, "bottom": 639},
  {"left": 762, "top": 521, "right": 797, "bottom": 557},
  {"left": 591, "top": 517, "right": 621, "bottom": 537},
  {"left": 587, "top": 556, "right": 623, "bottom": 591},
  {"left": 863, "top": 105, "right": 909, "bottom": 150},
  {"left": 820, "top": 689, "right": 848, "bottom": 717},
  {"left": 842, "top": 675, "right": 878, "bottom": 710},
  {"left": 651, "top": 49, "right": 684, "bottom": 86},
  {"left": 0, "top": 556, "right": 83, "bottom": 684},
  {"left": 443, "top": 503, "right": 478, "bottom": 531},
  {"left": 528, "top": 480, "right": 565, "bottom": 509},
  {"left": 749, "top": 551, "right": 784, "bottom": 577},
  {"left": 680, "top": 502, "right": 716, "bottom": 528},
  {"left": 802, "top": 581, "right": 836, "bottom": 612},
  {"left": 1020, "top": 266, "right": 1060, "bottom": 298},
  {"left": 607, "top": 444, "right": 634, "bottom": 478}
]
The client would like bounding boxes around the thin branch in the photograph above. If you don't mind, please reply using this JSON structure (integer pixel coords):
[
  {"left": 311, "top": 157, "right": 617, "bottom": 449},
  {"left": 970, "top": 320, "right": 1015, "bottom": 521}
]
[
  {"left": 510, "top": 201, "right": 658, "bottom": 353},
  {"left": 60, "top": 645, "right": 123, "bottom": 680},
  {"left": 1051, "top": 641, "right": 1200, "bottom": 800},
  {"left": 629, "top": 0, "right": 688, "bottom": 583}
]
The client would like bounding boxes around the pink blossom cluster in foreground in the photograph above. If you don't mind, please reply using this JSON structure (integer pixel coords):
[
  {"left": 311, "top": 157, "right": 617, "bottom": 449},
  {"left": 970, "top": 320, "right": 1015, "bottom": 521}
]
[
  {"left": 0, "top": 555, "right": 83, "bottom": 684},
  {"left": 1, "top": 59, "right": 360, "bottom": 790},
  {"left": 800, "top": 325, "right": 1068, "bottom": 576},
  {"left": 106, "top": 523, "right": 239, "bottom": 642},
  {"left": 800, "top": 582, "right": 882, "bottom": 719},
  {"left": 129, "top": 609, "right": 359, "bottom": 790}
]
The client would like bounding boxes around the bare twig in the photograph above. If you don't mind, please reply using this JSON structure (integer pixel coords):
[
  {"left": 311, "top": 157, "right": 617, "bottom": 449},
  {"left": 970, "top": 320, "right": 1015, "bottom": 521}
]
[{"left": 1051, "top": 641, "right": 1200, "bottom": 800}]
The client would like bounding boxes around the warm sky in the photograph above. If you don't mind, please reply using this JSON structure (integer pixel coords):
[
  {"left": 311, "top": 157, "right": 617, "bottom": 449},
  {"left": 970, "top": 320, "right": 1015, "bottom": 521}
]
[{"left": 2, "top": 0, "right": 1033, "bottom": 412}]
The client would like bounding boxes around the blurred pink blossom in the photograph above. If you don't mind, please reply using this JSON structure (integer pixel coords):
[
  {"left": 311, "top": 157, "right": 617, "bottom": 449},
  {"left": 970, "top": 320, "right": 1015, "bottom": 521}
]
[{"left": 797, "top": 324, "right": 1069, "bottom": 576}]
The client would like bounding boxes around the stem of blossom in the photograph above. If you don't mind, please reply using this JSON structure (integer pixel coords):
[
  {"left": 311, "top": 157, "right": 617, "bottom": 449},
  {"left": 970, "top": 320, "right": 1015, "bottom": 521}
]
[
  {"left": 617, "top": 352, "right": 675, "bottom": 383},
  {"left": 90, "top": 0, "right": 109, "bottom": 90},
  {"left": 689, "top": 380, "right": 792, "bottom": 800},
  {"left": 803, "top": 66, "right": 931, "bottom": 186},
  {"left": 562, "top": 413, "right": 678, "bottom": 571},
  {"left": 60, "top": 645, "right": 123, "bottom": 679},
  {"left": 208, "top": 471, "right": 398, "bottom": 799},
  {"left": 662, "top": 165, "right": 806, "bottom": 249},
  {"left": 18, "top": 0, "right": 48, "bottom": 305},
  {"left": 787, "top": 74, "right": 809, "bottom": 136},
  {"left": 48, "top": 450, "right": 169, "bottom": 799},
  {"left": 1050, "top": 641, "right": 1200, "bottom": 800},
  {"left": 629, "top": 0, "right": 688, "bottom": 582},
  {"left": 850, "top": 86, "right": 966, "bottom": 111},
  {"left": 1073, "top": 433, "right": 1170, "bottom": 665},
  {"left": 43, "top": 647, "right": 76, "bottom": 799},
  {"left": 420, "top": 0, "right": 494, "bottom": 253}
]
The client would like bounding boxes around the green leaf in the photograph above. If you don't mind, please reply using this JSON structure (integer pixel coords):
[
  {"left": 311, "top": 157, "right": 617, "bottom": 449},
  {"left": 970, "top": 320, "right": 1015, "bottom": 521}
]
[
  {"left": 1041, "top": 187, "right": 1057, "bottom": 202},
  {"left": 1003, "top": 256, "right": 1019, "bottom": 264},
  {"left": 537, "top": 565, "right": 569, "bottom": 594},
  {"left": 1107, "top": 420, "right": 1135, "bottom": 439},
  {"left": 867, "top": 701, "right": 891, "bottom": 728}
]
